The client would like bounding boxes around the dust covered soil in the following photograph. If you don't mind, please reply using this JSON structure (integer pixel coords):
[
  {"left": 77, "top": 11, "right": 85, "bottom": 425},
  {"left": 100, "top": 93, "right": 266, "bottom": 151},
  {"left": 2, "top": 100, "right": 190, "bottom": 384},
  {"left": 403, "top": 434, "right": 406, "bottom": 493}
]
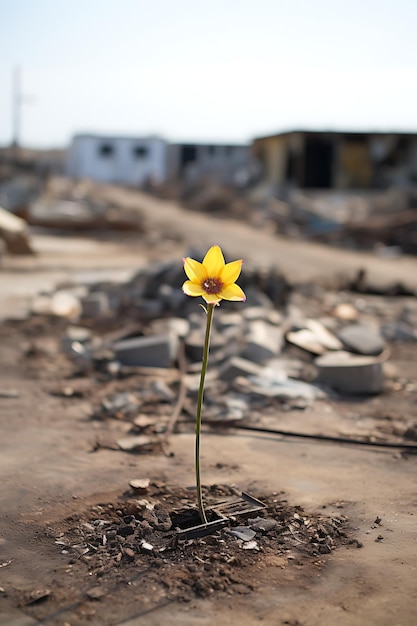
[{"left": 1, "top": 222, "right": 417, "bottom": 624}]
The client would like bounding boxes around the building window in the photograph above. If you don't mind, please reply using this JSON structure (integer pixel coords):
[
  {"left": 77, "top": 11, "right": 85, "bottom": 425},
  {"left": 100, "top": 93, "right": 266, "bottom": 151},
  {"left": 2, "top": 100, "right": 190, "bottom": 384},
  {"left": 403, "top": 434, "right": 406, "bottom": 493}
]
[
  {"left": 99, "top": 143, "right": 115, "bottom": 158},
  {"left": 133, "top": 145, "right": 149, "bottom": 159}
]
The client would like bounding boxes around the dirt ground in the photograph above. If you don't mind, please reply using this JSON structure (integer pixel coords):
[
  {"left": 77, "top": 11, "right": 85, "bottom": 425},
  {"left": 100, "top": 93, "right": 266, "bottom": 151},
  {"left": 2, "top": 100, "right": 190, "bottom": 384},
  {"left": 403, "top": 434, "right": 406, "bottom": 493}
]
[{"left": 1, "top": 191, "right": 417, "bottom": 625}]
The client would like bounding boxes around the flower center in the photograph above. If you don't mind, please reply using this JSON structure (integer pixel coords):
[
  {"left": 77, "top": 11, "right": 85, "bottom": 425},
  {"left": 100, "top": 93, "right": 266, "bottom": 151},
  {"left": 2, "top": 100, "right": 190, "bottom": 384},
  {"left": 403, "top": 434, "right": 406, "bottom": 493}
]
[{"left": 202, "top": 277, "right": 223, "bottom": 295}]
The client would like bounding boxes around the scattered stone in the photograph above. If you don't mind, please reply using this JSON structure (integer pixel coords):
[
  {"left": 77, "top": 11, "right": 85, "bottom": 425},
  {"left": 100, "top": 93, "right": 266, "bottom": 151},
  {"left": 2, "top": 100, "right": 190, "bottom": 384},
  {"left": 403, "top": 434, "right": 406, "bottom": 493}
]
[
  {"left": 116, "top": 435, "right": 159, "bottom": 453},
  {"left": 50, "top": 290, "right": 81, "bottom": 319},
  {"left": 241, "top": 319, "right": 283, "bottom": 363},
  {"left": 0, "top": 389, "right": 19, "bottom": 398},
  {"left": 315, "top": 351, "right": 385, "bottom": 394},
  {"left": 129, "top": 478, "right": 150, "bottom": 493},
  {"left": 241, "top": 540, "right": 259, "bottom": 550},
  {"left": 0, "top": 205, "right": 34, "bottom": 254},
  {"left": 249, "top": 517, "right": 278, "bottom": 533},
  {"left": 337, "top": 323, "right": 385, "bottom": 356},
  {"left": 380, "top": 321, "right": 417, "bottom": 342},
  {"left": 113, "top": 334, "right": 177, "bottom": 368},
  {"left": 242, "top": 374, "right": 324, "bottom": 400},
  {"left": 20, "top": 588, "right": 51, "bottom": 606},
  {"left": 332, "top": 303, "right": 359, "bottom": 321},
  {"left": 219, "top": 357, "right": 262, "bottom": 382},
  {"left": 286, "top": 329, "right": 326, "bottom": 355},
  {"left": 229, "top": 526, "right": 257, "bottom": 542},
  {"left": 86, "top": 586, "right": 105, "bottom": 600},
  {"left": 305, "top": 320, "right": 343, "bottom": 351},
  {"left": 81, "top": 292, "right": 111, "bottom": 318}
]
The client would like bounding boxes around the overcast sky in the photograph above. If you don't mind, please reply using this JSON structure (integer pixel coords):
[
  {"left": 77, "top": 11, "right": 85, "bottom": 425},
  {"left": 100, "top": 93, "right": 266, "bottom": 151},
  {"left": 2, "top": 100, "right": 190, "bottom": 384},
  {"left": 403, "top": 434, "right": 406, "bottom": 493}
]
[{"left": 1, "top": 0, "right": 417, "bottom": 148}]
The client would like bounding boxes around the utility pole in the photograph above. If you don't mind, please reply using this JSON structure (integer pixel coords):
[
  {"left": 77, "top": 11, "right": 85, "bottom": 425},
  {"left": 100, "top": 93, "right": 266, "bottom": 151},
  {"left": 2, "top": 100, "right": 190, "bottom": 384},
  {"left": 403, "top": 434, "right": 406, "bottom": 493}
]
[{"left": 12, "top": 66, "right": 22, "bottom": 149}]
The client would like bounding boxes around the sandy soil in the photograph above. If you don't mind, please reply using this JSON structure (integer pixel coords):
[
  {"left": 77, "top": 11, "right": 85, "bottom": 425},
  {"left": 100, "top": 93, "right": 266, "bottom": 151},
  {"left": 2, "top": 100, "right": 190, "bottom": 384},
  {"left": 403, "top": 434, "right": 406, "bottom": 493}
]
[{"left": 1, "top": 192, "right": 417, "bottom": 625}]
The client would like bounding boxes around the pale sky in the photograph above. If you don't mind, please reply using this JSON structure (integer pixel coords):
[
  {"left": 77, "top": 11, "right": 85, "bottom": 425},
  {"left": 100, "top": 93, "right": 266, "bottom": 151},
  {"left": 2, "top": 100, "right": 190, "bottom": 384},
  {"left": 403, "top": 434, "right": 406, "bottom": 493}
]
[{"left": 2, "top": 0, "right": 417, "bottom": 148}]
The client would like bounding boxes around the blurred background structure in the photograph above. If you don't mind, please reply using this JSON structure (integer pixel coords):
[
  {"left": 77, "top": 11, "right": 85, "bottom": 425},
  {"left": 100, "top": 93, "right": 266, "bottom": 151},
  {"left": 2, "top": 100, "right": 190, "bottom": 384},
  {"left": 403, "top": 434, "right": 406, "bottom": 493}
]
[{"left": 1, "top": 0, "right": 417, "bottom": 255}]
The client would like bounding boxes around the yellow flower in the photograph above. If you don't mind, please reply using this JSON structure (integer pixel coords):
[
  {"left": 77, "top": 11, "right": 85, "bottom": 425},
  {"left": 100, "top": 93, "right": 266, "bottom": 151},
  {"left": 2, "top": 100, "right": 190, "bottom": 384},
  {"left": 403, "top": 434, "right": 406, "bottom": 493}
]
[{"left": 182, "top": 245, "right": 246, "bottom": 304}]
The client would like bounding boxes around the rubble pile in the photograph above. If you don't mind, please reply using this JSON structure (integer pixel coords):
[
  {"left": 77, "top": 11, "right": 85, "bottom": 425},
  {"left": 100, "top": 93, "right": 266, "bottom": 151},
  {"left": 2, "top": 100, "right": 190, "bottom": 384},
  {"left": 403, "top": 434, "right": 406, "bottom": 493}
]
[
  {"left": 53, "top": 483, "right": 353, "bottom": 602},
  {"left": 20, "top": 252, "right": 417, "bottom": 451}
]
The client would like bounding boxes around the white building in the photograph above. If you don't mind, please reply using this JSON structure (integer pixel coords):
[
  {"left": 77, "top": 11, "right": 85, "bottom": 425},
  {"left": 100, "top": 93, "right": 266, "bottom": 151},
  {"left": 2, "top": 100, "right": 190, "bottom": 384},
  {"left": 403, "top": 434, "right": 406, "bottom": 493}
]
[{"left": 67, "top": 134, "right": 169, "bottom": 186}]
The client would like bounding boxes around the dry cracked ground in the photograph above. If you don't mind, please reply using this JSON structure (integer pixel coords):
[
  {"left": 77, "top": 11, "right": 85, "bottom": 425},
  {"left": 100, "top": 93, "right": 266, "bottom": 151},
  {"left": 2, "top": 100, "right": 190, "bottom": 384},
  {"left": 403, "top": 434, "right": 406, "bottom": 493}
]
[{"left": 1, "top": 187, "right": 417, "bottom": 626}]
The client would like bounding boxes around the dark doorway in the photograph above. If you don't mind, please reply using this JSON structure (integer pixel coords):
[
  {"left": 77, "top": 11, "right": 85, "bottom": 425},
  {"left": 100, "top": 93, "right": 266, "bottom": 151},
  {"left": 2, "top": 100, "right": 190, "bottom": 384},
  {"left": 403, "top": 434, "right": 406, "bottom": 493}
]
[
  {"left": 303, "top": 137, "right": 334, "bottom": 188},
  {"left": 180, "top": 145, "right": 197, "bottom": 173}
]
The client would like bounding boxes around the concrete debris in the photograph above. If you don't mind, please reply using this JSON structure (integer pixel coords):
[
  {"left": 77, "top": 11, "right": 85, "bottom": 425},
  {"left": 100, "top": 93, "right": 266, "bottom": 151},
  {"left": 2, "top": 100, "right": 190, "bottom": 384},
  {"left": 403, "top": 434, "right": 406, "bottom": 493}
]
[
  {"left": 241, "top": 319, "right": 283, "bottom": 363},
  {"left": 219, "top": 357, "right": 263, "bottom": 382},
  {"left": 249, "top": 517, "right": 278, "bottom": 533},
  {"left": 0, "top": 206, "right": 34, "bottom": 255},
  {"left": 337, "top": 323, "right": 386, "bottom": 356},
  {"left": 287, "top": 319, "right": 343, "bottom": 355},
  {"left": 315, "top": 351, "right": 386, "bottom": 394},
  {"left": 228, "top": 526, "right": 257, "bottom": 541},
  {"left": 331, "top": 303, "right": 359, "bottom": 321},
  {"left": 381, "top": 321, "right": 417, "bottom": 342},
  {"left": 116, "top": 435, "right": 159, "bottom": 452},
  {"left": 113, "top": 334, "right": 177, "bottom": 368},
  {"left": 286, "top": 329, "right": 327, "bottom": 356},
  {"left": 241, "top": 373, "right": 324, "bottom": 401},
  {"left": 129, "top": 478, "right": 150, "bottom": 493}
]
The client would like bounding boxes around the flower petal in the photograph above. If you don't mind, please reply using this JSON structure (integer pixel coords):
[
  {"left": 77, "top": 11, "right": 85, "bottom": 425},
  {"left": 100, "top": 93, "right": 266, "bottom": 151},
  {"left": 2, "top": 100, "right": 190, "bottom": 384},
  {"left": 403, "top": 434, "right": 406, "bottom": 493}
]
[
  {"left": 183, "top": 257, "right": 207, "bottom": 283},
  {"left": 203, "top": 245, "right": 225, "bottom": 277},
  {"left": 182, "top": 280, "right": 205, "bottom": 297},
  {"left": 221, "top": 259, "right": 243, "bottom": 286},
  {"left": 202, "top": 293, "right": 221, "bottom": 304},
  {"left": 218, "top": 283, "right": 246, "bottom": 302}
]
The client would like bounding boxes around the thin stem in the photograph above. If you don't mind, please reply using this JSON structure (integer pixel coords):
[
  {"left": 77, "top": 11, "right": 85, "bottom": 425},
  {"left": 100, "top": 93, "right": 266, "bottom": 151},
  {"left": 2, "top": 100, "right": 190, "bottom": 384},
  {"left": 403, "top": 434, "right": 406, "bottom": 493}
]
[{"left": 195, "top": 302, "right": 215, "bottom": 524}]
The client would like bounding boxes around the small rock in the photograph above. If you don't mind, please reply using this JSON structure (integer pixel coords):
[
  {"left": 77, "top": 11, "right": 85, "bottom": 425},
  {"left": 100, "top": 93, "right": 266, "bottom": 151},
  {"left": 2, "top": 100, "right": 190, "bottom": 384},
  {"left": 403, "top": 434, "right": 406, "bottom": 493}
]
[
  {"left": 332, "top": 303, "right": 359, "bottom": 321},
  {"left": 116, "top": 435, "right": 157, "bottom": 452},
  {"left": 86, "top": 586, "right": 105, "bottom": 600},
  {"left": 286, "top": 328, "right": 326, "bottom": 355},
  {"left": 249, "top": 517, "right": 278, "bottom": 533},
  {"left": 337, "top": 324, "right": 385, "bottom": 356},
  {"left": 241, "top": 319, "right": 283, "bottom": 363},
  {"left": 129, "top": 478, "right": 150, "bottom": 493},
  {"left": 219, "top": 356, "right": 262, "bottom": 382},
  {"left": 229, "top": 526, "right": 256, "bottom": 542},
  {"left": 241, "top": 540, "right": 259, "bottom": 550},
  {"left": 51, "top": 290, "right": 81, "bottom": 319},
  {"left": 381, "top": 321, "right": 417, "bottom": 342}
]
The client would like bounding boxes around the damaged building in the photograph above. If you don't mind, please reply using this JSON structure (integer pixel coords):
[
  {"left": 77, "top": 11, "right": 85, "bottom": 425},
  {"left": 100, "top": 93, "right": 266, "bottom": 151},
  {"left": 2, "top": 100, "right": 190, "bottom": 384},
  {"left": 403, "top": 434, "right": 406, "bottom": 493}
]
[
  {"left": 252, "top": 130, "right": 417, "bottom": 192},
  {"left": 67, "top": 134, "right": 254, "bottom": 188}
]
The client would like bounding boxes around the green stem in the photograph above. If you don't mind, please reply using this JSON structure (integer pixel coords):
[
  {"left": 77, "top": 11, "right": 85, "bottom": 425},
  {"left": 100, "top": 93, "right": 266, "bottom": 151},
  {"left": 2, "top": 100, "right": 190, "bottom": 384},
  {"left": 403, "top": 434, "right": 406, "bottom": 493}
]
[{"left": 195, "top": 302, "right": 215, "bottom": 524}]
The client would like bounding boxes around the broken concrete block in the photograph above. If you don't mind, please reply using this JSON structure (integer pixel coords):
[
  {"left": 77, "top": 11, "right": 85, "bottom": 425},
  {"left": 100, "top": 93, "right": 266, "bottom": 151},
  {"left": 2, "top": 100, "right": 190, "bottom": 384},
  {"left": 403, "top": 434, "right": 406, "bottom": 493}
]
[
  {"left": 243, "top": 307, "right": 282, "bottom": 325},
  {"left": 81, "top": 292, "right": 111, "bottom": 318},
  {"left": 241, "top": 371, "right": 324, "bottom": 400},
  {"left": 381, "top": 321, "right": 417, "bottom": 342},
  {"left": 219, "top": 357, "right": 263, "bottom": 382},
  {"left": 241, "top": 320, "right": 283, "bottom": 364},
  {"left": 113, "top": 334, "right": 177, "bottom": 368},
  {"left": 0, "top": 206, "right": 34, "bottom": 255},
  {"left": 305, "top": 320, "right": 343, "bottom": 351},
  {"left": 337, "top": 324, "right": 385, "bottom": 356},
  {"left": 315, "top": 351, "right": 385, "bottom": 394},
  {"left": 286, "top": 329, "right": 326, "bottom": 356}
]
